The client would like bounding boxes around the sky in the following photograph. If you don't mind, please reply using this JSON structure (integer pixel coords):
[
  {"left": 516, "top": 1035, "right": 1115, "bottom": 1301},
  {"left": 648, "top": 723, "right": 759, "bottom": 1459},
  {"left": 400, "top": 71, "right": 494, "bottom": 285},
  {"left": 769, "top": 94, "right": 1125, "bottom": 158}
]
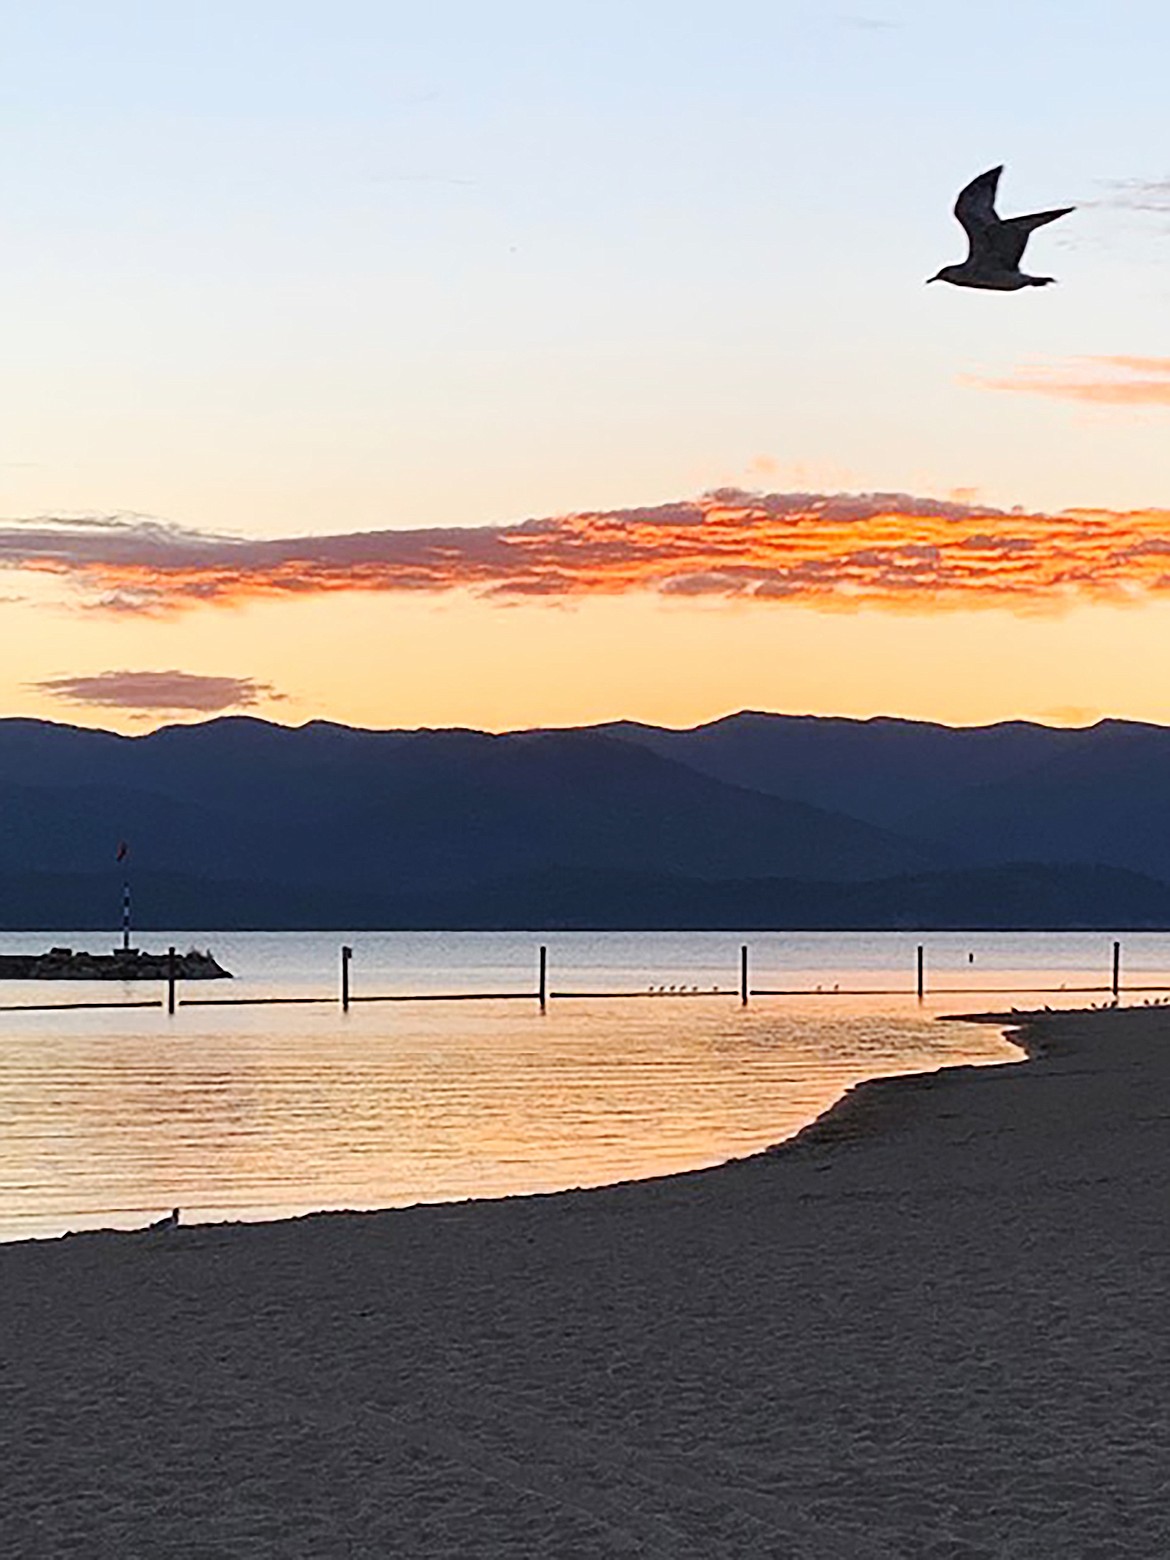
[{"left": 3, "top": 0, "right": 1170, "bottom": 733}]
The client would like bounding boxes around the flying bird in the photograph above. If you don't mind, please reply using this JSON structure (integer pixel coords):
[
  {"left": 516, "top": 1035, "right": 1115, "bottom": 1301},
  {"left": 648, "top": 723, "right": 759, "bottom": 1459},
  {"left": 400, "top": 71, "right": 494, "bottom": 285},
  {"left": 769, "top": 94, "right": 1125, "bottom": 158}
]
[{"left": 929, "top": 166, "right": 1073, "bottom": 290}]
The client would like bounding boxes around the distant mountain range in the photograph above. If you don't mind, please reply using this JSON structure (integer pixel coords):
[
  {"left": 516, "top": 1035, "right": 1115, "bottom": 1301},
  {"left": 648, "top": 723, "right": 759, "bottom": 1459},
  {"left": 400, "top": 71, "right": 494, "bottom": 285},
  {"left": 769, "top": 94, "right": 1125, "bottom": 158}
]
[{"left": 4, "top": 710, "right": 1170, "bottom": 928}]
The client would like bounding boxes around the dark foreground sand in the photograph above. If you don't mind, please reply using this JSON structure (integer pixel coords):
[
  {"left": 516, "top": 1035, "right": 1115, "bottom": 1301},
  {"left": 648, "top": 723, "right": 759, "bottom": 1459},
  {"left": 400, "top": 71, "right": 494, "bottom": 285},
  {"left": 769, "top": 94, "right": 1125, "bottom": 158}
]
[{"left": 2, "top": 1008, "right": 1168, "bottom": 1558}]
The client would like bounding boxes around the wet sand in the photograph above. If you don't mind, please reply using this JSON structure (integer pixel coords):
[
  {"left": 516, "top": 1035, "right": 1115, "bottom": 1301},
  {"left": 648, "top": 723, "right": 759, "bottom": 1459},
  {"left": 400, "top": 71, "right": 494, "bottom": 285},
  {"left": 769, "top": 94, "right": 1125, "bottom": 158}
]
[{"left": 2, "top": 1007, "right": 1167, "bottom": 1557}]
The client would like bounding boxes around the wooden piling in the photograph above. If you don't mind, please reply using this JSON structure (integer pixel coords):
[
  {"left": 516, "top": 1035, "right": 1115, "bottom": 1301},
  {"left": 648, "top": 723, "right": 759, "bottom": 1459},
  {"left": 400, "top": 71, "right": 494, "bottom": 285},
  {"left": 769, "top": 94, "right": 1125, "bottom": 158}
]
[
  {"left": 341, "top": 944, "right": 352, "bottom": 1012},
  {"left": 740, "top": 944, "right": 749, "bottom": 1006},
  {"left": 167, "top": 946, "right": 176, "bottom": 1016},
  {"left": 538, "top": 945, "right": 548, "bottom": 1011},
  {"left": 916, "top": 944, "right": 925, "bottom": 1002},
  {"left": 1112, "top": 939, "right": 1121, "bottom": 1000}
]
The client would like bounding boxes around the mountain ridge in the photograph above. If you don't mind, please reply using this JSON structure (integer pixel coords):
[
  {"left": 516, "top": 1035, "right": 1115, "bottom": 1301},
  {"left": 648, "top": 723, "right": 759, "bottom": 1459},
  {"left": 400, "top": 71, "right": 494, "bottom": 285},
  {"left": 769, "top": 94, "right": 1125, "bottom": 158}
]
[{"left": 4, "top": 709, "right": 1170, "bottom": 927}]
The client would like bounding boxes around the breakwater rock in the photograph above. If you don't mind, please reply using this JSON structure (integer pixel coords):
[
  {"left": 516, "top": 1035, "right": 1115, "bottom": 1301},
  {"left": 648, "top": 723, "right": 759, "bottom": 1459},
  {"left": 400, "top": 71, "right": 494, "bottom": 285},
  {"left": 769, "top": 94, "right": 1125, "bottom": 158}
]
[{"left": 0, "top": 947, "right": 232, "bottom": 981}]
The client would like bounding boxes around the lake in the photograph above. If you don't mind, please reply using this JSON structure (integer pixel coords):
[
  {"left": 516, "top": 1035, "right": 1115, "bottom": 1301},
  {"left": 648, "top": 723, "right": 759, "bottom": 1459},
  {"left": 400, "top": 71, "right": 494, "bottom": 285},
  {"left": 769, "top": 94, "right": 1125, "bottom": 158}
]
[{"left": 1, "top": 929, "right": 1158, "bottom": 1242}]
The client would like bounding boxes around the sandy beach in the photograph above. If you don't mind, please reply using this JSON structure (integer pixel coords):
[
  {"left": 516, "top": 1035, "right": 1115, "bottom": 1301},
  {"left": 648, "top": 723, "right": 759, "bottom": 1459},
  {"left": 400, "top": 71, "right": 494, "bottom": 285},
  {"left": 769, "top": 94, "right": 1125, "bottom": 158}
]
[{"left": 2, "top": 1007, "right": 1167, "bottom": 1558}]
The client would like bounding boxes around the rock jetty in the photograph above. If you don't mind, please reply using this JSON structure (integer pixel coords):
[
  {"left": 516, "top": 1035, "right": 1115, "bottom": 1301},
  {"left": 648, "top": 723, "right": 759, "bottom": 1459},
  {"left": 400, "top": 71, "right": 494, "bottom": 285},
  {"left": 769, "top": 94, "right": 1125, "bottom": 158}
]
[{"left": 0, "top": 947, "right": 232, "bottom": 981}]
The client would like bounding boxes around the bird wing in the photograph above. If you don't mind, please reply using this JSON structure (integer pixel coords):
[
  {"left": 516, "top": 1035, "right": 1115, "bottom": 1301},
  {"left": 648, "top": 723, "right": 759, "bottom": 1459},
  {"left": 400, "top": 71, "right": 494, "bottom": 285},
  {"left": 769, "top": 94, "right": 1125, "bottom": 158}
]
[
  {"left": 990, "top": 206, "right": 1075, "bottom": 269},
  {"left": 954, "top": 166, "right": 1003, "bottom": 242}
]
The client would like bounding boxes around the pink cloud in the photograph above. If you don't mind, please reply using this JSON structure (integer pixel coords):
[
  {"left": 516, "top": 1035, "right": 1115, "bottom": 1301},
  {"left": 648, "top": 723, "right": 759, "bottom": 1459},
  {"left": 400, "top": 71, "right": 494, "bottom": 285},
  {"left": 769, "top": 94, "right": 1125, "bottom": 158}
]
[
  {"left": 31, "top": 668, "right": 285, "bottom": 713},
  {"left": 974, "top": 357, "right": 1170, "bottom": 407}
]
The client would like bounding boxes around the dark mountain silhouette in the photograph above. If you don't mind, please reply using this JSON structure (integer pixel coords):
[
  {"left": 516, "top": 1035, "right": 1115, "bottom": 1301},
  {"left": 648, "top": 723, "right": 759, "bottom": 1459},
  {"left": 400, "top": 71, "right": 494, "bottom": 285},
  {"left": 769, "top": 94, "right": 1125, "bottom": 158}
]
[
  {"left": 4, "top": 710, "right": 1170, "bottom": 927},
  {"left": 594, "top": 711, "right": 1090, "bottom": 827},
  {"left": 0, "top": 715, "right": 935, "bottom": 896},
  {"left": 904, "top": 720, "right": 1170, "bottom": 880},
  {"left": 602, "top": 712, "right": 1170, "bottom": 881}
]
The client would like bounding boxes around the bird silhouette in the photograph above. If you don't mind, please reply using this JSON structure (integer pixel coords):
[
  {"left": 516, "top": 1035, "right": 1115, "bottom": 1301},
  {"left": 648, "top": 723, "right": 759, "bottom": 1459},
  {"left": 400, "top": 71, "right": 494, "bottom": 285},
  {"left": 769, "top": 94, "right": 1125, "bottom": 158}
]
[{"left": 929, "top": 166, "right": 1073, "bottom": 290}]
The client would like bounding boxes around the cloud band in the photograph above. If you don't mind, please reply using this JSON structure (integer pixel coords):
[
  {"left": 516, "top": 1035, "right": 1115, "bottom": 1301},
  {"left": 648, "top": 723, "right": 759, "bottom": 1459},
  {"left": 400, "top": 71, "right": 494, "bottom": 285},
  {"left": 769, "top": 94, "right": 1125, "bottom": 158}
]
[{"left": 3, "top": 489, "right": 1170, "bottom": 614}]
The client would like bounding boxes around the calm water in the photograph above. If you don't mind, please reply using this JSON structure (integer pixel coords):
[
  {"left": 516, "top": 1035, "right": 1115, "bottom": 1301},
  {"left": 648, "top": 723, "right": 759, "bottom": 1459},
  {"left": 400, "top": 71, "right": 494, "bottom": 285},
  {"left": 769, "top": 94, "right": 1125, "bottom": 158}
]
[{"left": 1, "top": 929, "right": 1156, "bottom": 1243}]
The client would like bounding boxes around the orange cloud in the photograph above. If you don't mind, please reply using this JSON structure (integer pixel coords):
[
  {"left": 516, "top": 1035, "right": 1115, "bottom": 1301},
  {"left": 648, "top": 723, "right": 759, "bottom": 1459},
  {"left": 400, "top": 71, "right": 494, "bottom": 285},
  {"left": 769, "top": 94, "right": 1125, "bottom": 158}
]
[
  {"left": 3, "top": 490, "right": 1170, "bottom": 614},
  {"left": 975, "top": 357, "right": 1170, "bottom": 406}
]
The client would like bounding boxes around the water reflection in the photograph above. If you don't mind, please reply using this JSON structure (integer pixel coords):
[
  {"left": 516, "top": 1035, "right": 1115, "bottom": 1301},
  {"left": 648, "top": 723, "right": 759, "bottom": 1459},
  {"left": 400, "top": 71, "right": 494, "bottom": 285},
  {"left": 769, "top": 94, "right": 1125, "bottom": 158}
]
[{"left": 4, "top": 929, "right": 1160, "bottom": 1241}]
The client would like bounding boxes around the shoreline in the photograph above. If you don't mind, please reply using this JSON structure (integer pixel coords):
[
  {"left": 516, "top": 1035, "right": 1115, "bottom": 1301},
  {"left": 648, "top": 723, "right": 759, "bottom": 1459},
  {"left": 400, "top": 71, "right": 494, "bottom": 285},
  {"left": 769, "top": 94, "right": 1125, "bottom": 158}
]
[
  {"left": 0, "top": 1005, "right": 1017, "bottom": 1248},
  {"left": 3, "top": 1004, "right": 1167, "bottom": 1554},
  {"left": 760, "top": 1006, "right": 1044, "bottom": 1164},
  {"left": 0, "top": 1008, "right": 1081, "bottom": 1254}
]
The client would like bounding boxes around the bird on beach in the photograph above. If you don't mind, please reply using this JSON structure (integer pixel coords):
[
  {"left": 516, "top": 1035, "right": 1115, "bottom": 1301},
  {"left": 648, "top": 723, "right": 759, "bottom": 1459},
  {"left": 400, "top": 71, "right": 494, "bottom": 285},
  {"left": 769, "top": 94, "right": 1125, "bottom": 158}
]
[
  {"left": 929, "top": 165, "right": 1073, "bottom": 290},
  {"left": 148, "top": 1207, "right": 180, "bottom": 1232}
]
